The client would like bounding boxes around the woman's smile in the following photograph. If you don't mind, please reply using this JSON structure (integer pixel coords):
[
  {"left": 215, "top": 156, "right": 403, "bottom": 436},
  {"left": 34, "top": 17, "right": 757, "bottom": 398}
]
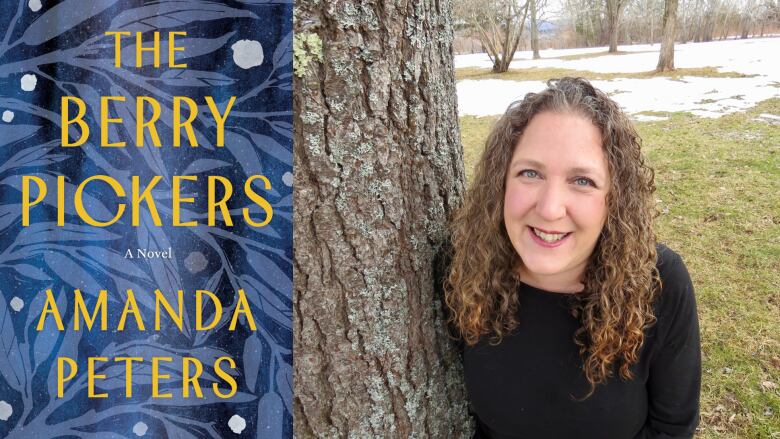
[{"left": 528, "top": 226, "right": 571, "bottom": 247}]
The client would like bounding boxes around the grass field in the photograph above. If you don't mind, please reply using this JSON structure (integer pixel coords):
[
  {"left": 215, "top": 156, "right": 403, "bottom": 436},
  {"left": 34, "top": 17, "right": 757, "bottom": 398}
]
[{"left": 458, "top": 99, "right": 780, "bottom": 438}]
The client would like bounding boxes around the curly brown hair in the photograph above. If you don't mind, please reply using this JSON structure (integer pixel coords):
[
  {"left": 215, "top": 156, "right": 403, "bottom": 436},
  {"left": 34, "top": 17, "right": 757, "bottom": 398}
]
[{"left": 445, "top": 77, "right": 661, "bottom": 395}]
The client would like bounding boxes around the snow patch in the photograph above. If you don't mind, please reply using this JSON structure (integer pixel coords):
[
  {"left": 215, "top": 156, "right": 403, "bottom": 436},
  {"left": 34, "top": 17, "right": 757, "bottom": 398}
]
[
  {"left": 2, "top": 110, "right": 14, "bottom": 123},
  {"left": 456, "top": 37, "right": 780, "bottom": 118},
  {"left": 457, "top": 75, "right": 777, "bottom": 117},
  {"left": 755, "top": 113, "right": 780, "bottom": 125},
  {"left": 228, "top": 414, "right": 246, "bottom": 434},
  {"left": 633, "top": 115, "right": 669, "bottom": 122},
  {"left": 231, "top": 40, "right": 264, "bottom": 69},
  {"left": 21, "top": 74, "right": 37, "bottom": 91},
  {"left": 455, "top": 37, "right": 780, "bottom": 76}
]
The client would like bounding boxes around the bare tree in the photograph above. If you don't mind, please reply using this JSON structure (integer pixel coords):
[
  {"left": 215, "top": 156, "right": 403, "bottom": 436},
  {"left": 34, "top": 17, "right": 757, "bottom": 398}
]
[
  {"left": 656, "top": 0, "right": 679, "bottom": 71},
  {"left": 606, "top": 0, "right": 628, "bottom": 52},
  {"left": 457, "top": 0, "right": 532, "bottom": 72},
  {"left": 293, "top": 1, "right": 470, "bottom": 437},
  {"left": 739, "top": 0, "right": 759, "bottom": 37},
  {"left": 529, "top": 0, "right": 552, "bottom": 58},
  {"left": 530, "top": 0, "right": 542, "bottom": 58},
  {"left": 565, "top": 0, "right": 606, "bottom": 46}
]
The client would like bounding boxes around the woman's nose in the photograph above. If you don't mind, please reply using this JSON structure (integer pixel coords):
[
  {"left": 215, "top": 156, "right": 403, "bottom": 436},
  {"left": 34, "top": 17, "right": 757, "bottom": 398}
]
[{"left": 535, "top": 182, "right": 567, "bottom": 221}]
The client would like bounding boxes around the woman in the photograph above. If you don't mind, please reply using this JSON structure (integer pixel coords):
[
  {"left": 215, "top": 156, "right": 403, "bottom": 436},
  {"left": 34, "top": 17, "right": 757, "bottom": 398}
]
[{"left": 444, "top": 78, "right": 701, "bottom": 438}]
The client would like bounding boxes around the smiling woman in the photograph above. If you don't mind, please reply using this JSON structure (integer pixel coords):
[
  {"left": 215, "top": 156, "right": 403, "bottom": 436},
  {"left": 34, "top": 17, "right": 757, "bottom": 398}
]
[{"left": 444, "top": 77, "right": 701, "bottom": 438}]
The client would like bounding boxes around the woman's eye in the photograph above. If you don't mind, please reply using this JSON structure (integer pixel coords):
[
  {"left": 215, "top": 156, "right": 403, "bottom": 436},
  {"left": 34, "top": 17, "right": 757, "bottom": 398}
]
[
  {"left": 574, "top": 177, "right": 595, "bottom": 187},
  {"left": 519, "top": 170, "right": 539, "bottom": 178}
]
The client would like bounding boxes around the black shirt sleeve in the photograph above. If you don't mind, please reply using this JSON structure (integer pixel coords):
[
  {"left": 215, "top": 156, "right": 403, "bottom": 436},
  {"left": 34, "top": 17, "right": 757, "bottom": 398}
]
[{"left": 640, "top": 248, "right": 701, "bottom": 438}]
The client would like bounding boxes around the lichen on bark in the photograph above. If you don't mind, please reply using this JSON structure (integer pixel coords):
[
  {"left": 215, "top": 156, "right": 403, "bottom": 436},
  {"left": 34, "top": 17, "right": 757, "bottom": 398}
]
[{"left": 294, "top": 0, "right": 471, "bottom": 437}]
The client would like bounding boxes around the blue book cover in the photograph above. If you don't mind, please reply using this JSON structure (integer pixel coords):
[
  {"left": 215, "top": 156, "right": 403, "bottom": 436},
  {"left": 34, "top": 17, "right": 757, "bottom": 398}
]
[{"left": 0, "top": 0, "right": 292, "bottom": 437}]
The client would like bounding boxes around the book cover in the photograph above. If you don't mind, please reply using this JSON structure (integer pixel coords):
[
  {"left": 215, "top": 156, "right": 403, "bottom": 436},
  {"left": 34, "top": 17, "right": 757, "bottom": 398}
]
[{"left": 0, "top": 0, "right": 292, "bottom": 437}]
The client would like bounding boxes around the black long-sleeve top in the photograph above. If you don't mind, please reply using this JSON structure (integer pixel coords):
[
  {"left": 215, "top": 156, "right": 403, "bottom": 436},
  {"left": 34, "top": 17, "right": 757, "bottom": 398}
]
[{"left": 459, "top": 244, "right": 701, "bottom": 439}]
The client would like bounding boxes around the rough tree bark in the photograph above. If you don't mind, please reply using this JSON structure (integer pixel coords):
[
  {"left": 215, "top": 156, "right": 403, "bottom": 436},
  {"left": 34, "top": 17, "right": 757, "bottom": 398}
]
[
  {"left": 656, "top": 0, "right": 679, "bottom": 71},
  {"left": 293, "top": 1, "right": 470, "bottom": 437}
]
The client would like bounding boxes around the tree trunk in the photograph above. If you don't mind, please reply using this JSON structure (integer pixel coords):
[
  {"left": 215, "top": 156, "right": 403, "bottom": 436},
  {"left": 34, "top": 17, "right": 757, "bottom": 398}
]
[
  {"left": 650, "top": 12, "right": 655, "bottom": 45},
  {"left": 680, "top": 0, "right": 689, "bottom": 43},
  {"left": 293, "top": 1, "right": 470, "bottom": 438},
  {"left": 657, "top": 0, "right": 679, "bottom": 71},
  {"left": 531, "top": 0, "right": 541, "bottom": 59},
  {"left": 740, "top": 15, "right": 751, "bottom": 38},
  {"left": 607, "top": 0, "right": 624, "bottom": 52}
]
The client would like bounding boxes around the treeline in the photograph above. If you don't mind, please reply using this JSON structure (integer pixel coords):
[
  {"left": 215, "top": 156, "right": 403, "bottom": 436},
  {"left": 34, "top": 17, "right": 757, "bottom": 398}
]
[
  {"left": 454, "top": 0, "right": 780, "bottom": 56},
  {"left": 567, "top": 0, "right": 780, "bottom": 47}
]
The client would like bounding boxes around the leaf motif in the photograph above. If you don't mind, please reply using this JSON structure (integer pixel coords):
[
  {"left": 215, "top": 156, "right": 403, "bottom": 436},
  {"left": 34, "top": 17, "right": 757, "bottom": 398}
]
[
  {"left": 256, "top": 392, "right": 284, "bottom": 438},
  {"left": 275, "top": 361, "right": 293, "bottom": 415},
  {"left": 246, "top": 132, "right": 292, "bottom": 166},
  {"left": 273, "top": 31, "right": 293, "bottom": 69},
  {"left": 243, "top": 249, "right": 291, "bottom": 301},
  {"left": 20, "top": 0, "right": 120, "bottom": 45},
  {"left": 182, "top": 158, "right": 232, "bottom": 175},
  {"left": 223, "top": 130, "right": 264, "bottom": 178},
  {"left": 243, "top": 333, "right": 263, "bottom": 392},
  {"left": 17, "top": 222, "right": 120, "bottom": 247},
  {"left": 112, "top": 276, "right": 156, "bottom": 310},
  {"left": 144, "top": 391, "right": 257, "bottom": 406},
  {"left": 0, "top": 289, "right": 26, "bottom": 392},
  {"left": 156, "top": 70, "right": 236, "bottom": 87},
  {"left": 0, "top": 142, "right": 69, "bottom": 174},
  {"left": 78, "top": 433, "right": 128, "bottom": 439},
  {"left": 240, "top": 275, "right": 291, "bottom": 330},
  {"left": 270, "top": 120, "right": 293, "bottom": 139},
  {"left": 44, "top": 251, "right": 105, "bottom": 293},
  {"left": 0, "top": 125, "right": 41, "bottom": 148},
  {"left": 13, "top": 263, "right": 50, "bottom": 281},
  {"left": 110, "top": 1, "right": 257, "bottom": 33},
  {"left": 161, "top": 418, "right": 200, "bottom": 439},
  {"left": 0, "top": 203, "right": 21, "bottom": 233},
  {"left": 277, "top": 194, "right": 291, "bottom": 208}
]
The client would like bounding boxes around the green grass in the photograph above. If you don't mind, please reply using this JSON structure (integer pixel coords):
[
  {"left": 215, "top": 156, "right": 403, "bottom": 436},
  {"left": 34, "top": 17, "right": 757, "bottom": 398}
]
[
  {"left": 459, "top": 99, "right": 780, "bottom": 438},
  {"left": 455, "top": 66, "right": 755, "bottom": 82}
]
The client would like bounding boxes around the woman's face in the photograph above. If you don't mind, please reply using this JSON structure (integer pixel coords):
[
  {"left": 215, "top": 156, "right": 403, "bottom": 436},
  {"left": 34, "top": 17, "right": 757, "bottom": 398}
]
[{"left": 503, "top": 111, "right": 610, "bottom": 290}]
